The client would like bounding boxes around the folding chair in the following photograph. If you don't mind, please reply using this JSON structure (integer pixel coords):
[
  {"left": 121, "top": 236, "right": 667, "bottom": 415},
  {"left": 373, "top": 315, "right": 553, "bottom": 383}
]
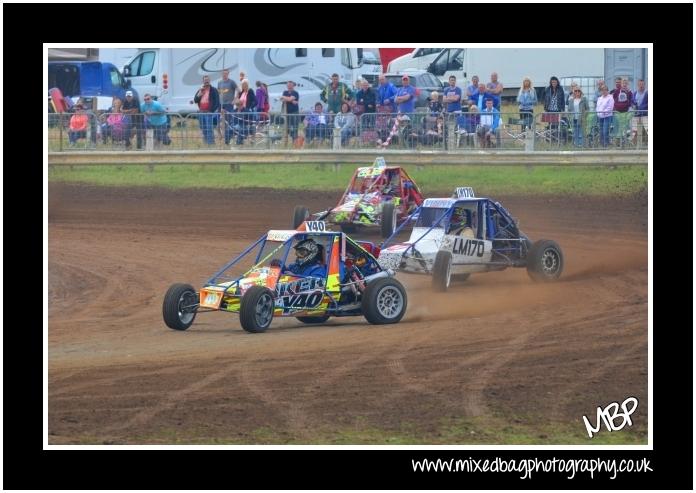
[{"left": 502, "top": 117, "right": 527, "bottom": 145}]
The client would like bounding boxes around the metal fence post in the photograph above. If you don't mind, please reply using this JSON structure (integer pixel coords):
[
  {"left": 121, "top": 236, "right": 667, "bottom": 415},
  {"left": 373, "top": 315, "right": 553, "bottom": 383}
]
[{"left": 526, "top": 117, "right": 535, "bottom": 151}]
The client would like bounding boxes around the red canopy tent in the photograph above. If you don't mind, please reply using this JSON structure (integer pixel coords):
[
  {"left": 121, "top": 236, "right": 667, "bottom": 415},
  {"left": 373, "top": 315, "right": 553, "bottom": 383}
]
[{"left": 378, "top": 48, "right": 414, "bottom": 72}]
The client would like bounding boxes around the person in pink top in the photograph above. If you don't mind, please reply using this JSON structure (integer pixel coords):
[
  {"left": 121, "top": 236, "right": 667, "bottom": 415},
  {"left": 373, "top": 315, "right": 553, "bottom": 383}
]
[{"left": 595, "top": 84, "right": 615, "bottom": 147}]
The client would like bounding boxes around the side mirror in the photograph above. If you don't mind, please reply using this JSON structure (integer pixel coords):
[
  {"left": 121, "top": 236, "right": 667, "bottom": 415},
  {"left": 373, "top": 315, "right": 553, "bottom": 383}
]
[{"left": 123, "top": 64, "right": 131, "bottom": 77}]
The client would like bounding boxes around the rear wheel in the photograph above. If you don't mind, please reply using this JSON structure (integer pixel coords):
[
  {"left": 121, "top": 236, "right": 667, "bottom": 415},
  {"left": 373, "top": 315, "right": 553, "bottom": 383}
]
[
  {"left": 162, "top": 283, "right": 198, "bottom": 331},
  {"left": 363, "top": 278, "right": 407, "bottom": 324},
  {"left": 296, "top": 315, "right": 331, "bottom": 324},
  {"left": 526, "top": 239, "right": 564, "bottom": 282},
  {"left": 381, "top": 202, "right": 397, "bottom": 238},
  {"left": 292, "top": 205, "right": 310, "bottom": 229},
  {"left": 240, "top": 285, "right": 275, "bottom": 333},
  {"left": 431, "top": 250, "right": 452, "bottom": 292}
]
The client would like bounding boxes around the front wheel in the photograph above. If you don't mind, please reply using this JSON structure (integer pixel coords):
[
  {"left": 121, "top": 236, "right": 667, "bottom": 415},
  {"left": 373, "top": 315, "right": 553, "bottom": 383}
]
[
  {"left": 240, "top": 285, "right": 275, "bottom": 333},
  {"left": 162, "top": 283, "right": 198, "bottom": 331},
  {"left": 292, "top": 205, "right": 310, "bottom": 229},
  {"left": 526, "top": 239, "right": 564, "bottom": 282},
  {"left": 431, "top": 250, "right": 452, "bottom": 292},
  {"left": 381, "top": 202, "right": 397, "bottom": 238},
  {"left": 363, "top": 277, "right": 407, "bottom": 325}
]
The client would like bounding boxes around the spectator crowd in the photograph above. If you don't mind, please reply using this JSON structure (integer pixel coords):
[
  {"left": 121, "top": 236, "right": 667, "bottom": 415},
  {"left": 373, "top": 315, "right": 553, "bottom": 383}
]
[{"left": 64, "top": 70, "right": 648, "bottom": 150}]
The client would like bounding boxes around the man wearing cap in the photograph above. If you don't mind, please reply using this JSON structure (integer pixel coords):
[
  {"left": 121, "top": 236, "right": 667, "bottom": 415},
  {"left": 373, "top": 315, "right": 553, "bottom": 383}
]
[
  {"left": 395, "top": 75, "right": 417, "bottom": 114},
  {"left": 121, "top": 90, "right": 143, "bottom": 149}
]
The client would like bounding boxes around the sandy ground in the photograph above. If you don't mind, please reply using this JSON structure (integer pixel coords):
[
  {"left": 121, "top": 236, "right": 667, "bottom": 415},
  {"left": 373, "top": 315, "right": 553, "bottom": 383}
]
[{"left": 48, "top": 183, "right": 648, "bottom": 444}]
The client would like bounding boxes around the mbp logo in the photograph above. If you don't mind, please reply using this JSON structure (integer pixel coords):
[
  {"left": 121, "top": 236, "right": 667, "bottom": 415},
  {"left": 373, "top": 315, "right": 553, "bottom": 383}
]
[{"left": 582, "top": 396, "right": 638, "bottom": 439}]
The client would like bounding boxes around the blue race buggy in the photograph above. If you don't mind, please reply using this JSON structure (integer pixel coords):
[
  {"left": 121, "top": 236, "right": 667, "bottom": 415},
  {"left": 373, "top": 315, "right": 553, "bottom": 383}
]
[{"left": 163, "top": 221, "right": 407, "bottom": 333}]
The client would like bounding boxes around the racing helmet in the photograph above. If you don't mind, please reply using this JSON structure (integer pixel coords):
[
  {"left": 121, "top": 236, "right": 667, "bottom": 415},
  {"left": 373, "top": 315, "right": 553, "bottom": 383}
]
[
  {"left": 354, "top": 254, "right": 368, "bottom": 268},
  {"left": 451, "top": 208, "right": 470, "bottom": 227},
  {"left": 293, "top": 239, "right": 320, "bottom": 267}
]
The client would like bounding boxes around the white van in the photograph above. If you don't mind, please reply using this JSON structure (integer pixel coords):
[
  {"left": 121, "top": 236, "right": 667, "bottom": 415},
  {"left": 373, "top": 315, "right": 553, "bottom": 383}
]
[
  {"left": 121, "top": 48, "right": 366, "bottom": 114},
  {"left": 386, "top": 48, "right": 444, "bottom": 73}
]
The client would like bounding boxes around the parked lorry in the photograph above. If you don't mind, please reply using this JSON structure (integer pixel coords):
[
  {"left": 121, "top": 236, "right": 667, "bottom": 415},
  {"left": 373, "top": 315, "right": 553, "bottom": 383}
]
[
  {"left": 117, "top": 48, "right": 376, "bottom": 114},
  {"left": 48, "top": 61, "right": 137, "bottom": 111}
]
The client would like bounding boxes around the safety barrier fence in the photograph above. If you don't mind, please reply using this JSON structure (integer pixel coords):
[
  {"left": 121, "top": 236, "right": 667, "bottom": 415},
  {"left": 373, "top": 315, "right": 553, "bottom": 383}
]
[{"left": 48, "top": 109, "right": 648, "bottom": 152}]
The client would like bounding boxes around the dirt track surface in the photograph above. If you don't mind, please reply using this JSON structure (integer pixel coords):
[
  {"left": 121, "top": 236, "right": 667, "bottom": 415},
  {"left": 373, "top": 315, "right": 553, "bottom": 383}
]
[{"left": 48, "top": 184, "right": 648, "bottom": 444}]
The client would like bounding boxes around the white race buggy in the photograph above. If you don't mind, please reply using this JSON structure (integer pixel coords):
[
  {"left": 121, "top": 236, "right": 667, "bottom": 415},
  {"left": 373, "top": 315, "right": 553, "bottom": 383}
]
[{"left": 377, "top": 187, "right": 564, "bottom": 291}]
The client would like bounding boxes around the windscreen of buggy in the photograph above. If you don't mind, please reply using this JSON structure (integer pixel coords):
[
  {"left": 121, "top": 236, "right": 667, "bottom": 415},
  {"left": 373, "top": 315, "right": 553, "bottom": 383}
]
[
  {"left": 256, "top": 235, "right": 333, "bottom": 271},
  {"left": 349, "top": 175, "right": 380, "bottom": 194},
  {"left": 415, "top": 207, "right": 449, "bottom": 228}
]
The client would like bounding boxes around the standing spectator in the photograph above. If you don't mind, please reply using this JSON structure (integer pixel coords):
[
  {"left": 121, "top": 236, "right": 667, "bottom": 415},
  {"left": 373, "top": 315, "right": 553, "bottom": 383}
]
[
  {"left": 217, "top": 69, "right": 238, "bottom": 114},
  {"left": 630, "top": 78, "right": 648, "bottom": 145},
  {"left": 394, "top": 74, "right": 417, "bottom": 114},
  {"left": 516, "top": 76, "right": 537, "bottom": 132},
  {"left": 232, "top": 79, "right": 257, "bottom": 145},
  {"left": 466, "top": 75, "right": 480, "bottom": 99},
  {"left": 543, "top": 76, "right": 566, "bottom": 113},
  {"left": 566, "top": 81, "right": 578, "bottom": 107},
  {"left": 255, "top": 80, "right": 269, "bottom": 122},
  {"left": 237, "top": 71, "right": 246, "bottom": 101},
  {"left": 140, "top": 93, "right": 170, "bottom": 145},
  {"left": 321, "top": 73, "right": 353, "bottom": 114},
  {"left": 543, "top": 76, "right": 565, "bottom": 139},
  {"left": 68, "top": 104, "right": 89, "bottom": 146},
  {"left": 595, "top": 84, "right": 614, "bottom": 148},
  {"left": 334, "top": 102, "right": 357, "bottom": 147},
  {"left": 611, "top": 77, "right": 632, "bottom": 113},
  {"left": 592, "top": 79, "right": 605, "bottom": 108},
  {"left": 356, "top": 79, "right": 377, "bottom": 115},
  {"left": 377, "top": 74, "right": 397, "bottom": 114},
  {"left": 304, "top": 102, "right": 329, "bottom": 144},
  {"left": 218, "top": 70, "right": 238, "bottom": 145},
  {"left": 470, "top": 83, "right": 498, "bottom": 111},
  {"left": 193, "top": 75, "right": 220, "bottom": 146},
  {"left": 567, "top": 87, "right": 589, "bottom": 147},
  {"left": 121, "top": 90, "right": 143, "bottom": 149},
  {"left": 486, "top": 72, "right": 504, "bottom": 97},
  {"left": 443, "top": 75, "right": 463, "bottom": 114},
  {"left": 356, "top": 78, "right": 377, "bottom": 131},
  {"left": 280, "top": 80, "right": 300, "bottom": 140},
  {"left": 476, "top": 98, "right": 501, "bottom": 148}
]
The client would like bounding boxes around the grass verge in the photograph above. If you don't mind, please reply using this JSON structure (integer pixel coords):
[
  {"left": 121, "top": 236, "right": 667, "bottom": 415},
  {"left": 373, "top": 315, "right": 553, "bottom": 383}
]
[{"left": 48, "top": 163, "right": 647, "bottom": 196}]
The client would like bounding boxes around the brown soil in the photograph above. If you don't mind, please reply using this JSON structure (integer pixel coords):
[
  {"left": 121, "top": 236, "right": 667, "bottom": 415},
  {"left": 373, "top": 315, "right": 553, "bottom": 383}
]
[{"left": 48, "top": 183, "right": 648, "bottom": 444}]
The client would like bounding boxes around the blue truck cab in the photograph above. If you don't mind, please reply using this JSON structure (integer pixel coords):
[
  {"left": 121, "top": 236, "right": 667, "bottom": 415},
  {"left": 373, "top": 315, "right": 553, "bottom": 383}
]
[{"left": 48, "top": 61, "right": 138, "bottom": 110}]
